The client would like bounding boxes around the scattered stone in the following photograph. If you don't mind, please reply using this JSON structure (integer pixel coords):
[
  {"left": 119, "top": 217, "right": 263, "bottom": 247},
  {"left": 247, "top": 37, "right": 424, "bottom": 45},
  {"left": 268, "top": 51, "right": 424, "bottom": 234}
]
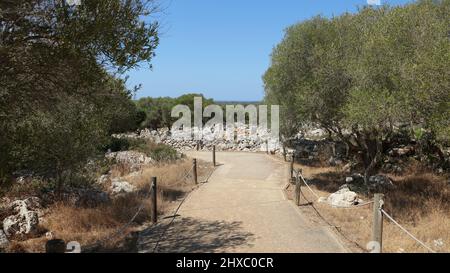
[
  {"left": 3, "top": 199, "right": 40, "bottom": 237},
  {"left": 344, "top": 173, "right": 366, "bottom": 193},
  {"left": 368, "top": 175, "right": 395, "bottom": 192},
  {"left": 394, "top": 165, "right": 403, "bottom": 173},
  {"left": 113, "top": 124, "right": 282, "bottom": 154},
  {"left": 97, "top": 174, "right": 110, "bottom": 185},
  {"left": 328, "top": 156, "right": 343, "bottom": 166},
  {"left": 304, "top": 128, "right": 327, "bottom": 140},
  {"left": 0, "top": 229, "right": 9, "bottom": 249},
  {"left": 45, "top": 231, "right": 54, "bottom": 240},
  {"left": 127, "top": 171, "right": 141, "bottom": 178},
  {"left": 327, "top": 187, "right": 361, "bottom": 207},
  {"left": 434, "top": 238, "right": 444, "bottom": 248},
  {"left": 397, "top": 146, "right": 414, "bottom": 156},
  {"left": 110, "top": 180, "right": 136, "bottom": 195},
  {"left": 0, "top": 197, "right": 11, "bottom": 210},
  {"left": 106, "top": 151, "right": 153, "bottom": 170},
  {"left": 344, "top": 173, "right": 395, "bottom": 193},
  {"left": 23, "top": 197, "right": 41, "bottom": 211}
]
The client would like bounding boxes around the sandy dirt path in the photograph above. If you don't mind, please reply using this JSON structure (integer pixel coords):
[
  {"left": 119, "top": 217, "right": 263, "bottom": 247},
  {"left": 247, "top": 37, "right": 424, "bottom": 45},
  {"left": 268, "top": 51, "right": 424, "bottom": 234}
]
[{"left": 138, "top": 151, "right": 347, "bottom": 253}]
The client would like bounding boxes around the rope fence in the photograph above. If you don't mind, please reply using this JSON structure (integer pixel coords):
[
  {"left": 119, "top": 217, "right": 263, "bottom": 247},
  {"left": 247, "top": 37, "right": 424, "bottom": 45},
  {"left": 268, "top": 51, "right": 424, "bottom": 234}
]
[
  {"left": 63, "top": 156, "right": 212, "bottom": 253},
  {"left": 82, "top": 182, "right": 155, "bottom": 251},
  {"left": 293, "top": 169, "right": 374, "bottom": 209},
  {"left": 380, "top": 209, "right": 436, "bottom": 253},
  {"left": 151, "top": 164, "right": 217, "bottom": 253},
  {"left": 291, "top": 168, "right": 437, "bottom": 253}
]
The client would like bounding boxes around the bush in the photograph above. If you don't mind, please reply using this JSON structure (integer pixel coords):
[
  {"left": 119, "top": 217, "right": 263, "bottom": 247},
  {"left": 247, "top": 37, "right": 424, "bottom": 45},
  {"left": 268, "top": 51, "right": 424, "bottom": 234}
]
[
  {"left": 147, "top": 144, "right": 179, "bottom": 162},
  {"left": 135, "top": 93, "right": 215, "bottom": 129},
  {"left": 0, "top": 0, "right": 159, "bottom": 192},
  {"left": 104, "top": 138, "right": 179, "bottom": 163},
  {"left": 105, "top": 138, "right": 131, "bottom": 153},
  {"left": 264, "top": 1, "right": 450, "bottom": 173},
  {"left": 128, "top": 140, "right": 178, "bottom": 162}
]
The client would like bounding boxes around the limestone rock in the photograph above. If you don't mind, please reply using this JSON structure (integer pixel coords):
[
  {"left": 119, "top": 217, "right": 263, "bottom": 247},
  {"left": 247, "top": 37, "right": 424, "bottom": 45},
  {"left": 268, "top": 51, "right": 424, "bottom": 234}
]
[
  {"left": 3, "top": 199, "right": 40, "bottom": 237},
  {"left": 344, "top": 173, "right": 394, "bottom": 193},
  {"left": 97, "top": 174, "right": 110, "bottom": 185},
  {"left": 0, "top": 229, "right": 9, "bottom": 249},
  {"left": 327, "top": 187, "right": 360, "bottom": 207},
  {"left": 368, "top": 175, "right": 395, "bottom": 192},
  {"left": 106, "top": 151, "right": 153, "bottom": 167},
  {"left": 110, "top": 180, "right": 136, "bottom": 195}
]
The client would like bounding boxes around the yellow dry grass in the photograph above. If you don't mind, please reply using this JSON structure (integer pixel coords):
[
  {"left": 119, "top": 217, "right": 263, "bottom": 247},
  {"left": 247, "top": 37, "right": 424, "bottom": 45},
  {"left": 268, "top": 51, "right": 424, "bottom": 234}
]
[
  {"left": 8, "top": 158, "right": 214, "bottom": 253},
  {"left": 290, "top": 163, "right": 450, "bottom": 253}
]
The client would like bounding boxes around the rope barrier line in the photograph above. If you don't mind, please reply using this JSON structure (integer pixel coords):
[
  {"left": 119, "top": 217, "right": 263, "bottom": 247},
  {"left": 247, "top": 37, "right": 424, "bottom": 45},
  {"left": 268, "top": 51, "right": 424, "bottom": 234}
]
[
  {"left": 293, "top": 168, "right": 437, "bottom": 253},
  {"left": 178, "top": 164, "right": 194, "bottom": 184},
  {"left": 198, "top": 164, "right": 216, "bottom": 183},
  {"left": 295, "top": 171, "right": 374, "bottom": 209},
  {"left": 91, "top": 162, "right": 196, "bottom": 249},
  {"left": 329, "top": 201, "right": 375, "bottom": 209},
  {"left": 298, "top": 174, "right": 322, "bottom": 200},
  {"left": 380, "top": 209, "right": 436, "bottom": 253},
  {"left": 90, "top": 184, "right": 154, "bottom": 249},
  {"left": 298, "top": 188, "right": 369, "bottom": 252}
]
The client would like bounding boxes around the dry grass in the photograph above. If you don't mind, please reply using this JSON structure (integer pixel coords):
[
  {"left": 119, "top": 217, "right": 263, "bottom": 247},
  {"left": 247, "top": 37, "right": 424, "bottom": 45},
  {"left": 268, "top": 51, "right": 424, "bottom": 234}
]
[
  {"left": 12, "top": 197, "right": 147, "bottom": 252},
  {"left": 289, "top": 162, "right": 450, "bottom": 253},
  {"left": 7, "top": 158, "right": 214, "bottom": 253}
]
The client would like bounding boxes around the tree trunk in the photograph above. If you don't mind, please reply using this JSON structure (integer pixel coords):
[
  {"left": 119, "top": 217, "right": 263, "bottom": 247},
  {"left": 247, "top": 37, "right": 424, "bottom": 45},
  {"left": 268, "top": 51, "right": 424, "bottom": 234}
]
[
  {"left": 56, "top": 168, "right": 64, "bottom": 199},
  {"left": 363, "top": 136, "right": 383, "bottom": 193}
]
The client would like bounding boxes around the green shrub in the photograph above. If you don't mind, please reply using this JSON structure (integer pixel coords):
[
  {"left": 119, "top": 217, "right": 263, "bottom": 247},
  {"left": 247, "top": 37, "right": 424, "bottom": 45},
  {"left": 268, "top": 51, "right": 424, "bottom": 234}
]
[
  {"left": 127, "top": 138, "right": 148, "bottom": 151},
  {"left": 147, "top": 144, "right": 178, "bottom": 162},
  {"left": 103, "top": 138, "right": 178, "bottom": 162},
  {"left": 105, "top": 137, "right": 131, "bottom": 152},
  {"left": 127, "top": 140, "right": 178, "bottom": 162}
]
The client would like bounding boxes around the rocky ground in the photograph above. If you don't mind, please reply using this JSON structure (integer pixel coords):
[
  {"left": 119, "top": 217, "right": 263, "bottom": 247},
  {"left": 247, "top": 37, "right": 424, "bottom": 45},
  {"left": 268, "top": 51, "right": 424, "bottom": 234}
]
[
  {"left": 114, "top": 124, "right": 282, "bottom": 153},
  {"left": 0, "top": 144, "right": 188, "bottom": 252}
]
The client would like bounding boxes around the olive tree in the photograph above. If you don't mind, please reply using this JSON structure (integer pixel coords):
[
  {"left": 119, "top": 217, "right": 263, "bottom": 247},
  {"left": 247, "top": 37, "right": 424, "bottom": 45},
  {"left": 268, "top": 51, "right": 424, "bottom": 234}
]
[{"left": 0, "top": 0, "right": 160, "bottom": 189}]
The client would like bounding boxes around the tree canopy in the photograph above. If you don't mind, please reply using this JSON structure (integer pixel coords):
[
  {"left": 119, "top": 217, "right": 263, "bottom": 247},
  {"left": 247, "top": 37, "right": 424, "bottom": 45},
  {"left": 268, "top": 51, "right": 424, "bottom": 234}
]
[
  {"left": 0, "top": 0, "right": 159, "bottom": 187},
  {"left": 135, "top": 93, "right": 215, "bottom": 129},
  {"left": 264, "top": 0, "right": 450, "bottom": 174}
]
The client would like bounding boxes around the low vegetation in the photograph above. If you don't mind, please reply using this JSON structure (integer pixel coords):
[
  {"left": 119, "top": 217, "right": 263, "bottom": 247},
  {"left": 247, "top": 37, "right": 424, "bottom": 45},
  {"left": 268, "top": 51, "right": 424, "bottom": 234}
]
[
  {"left": 269, "top": 0, "right": 449, "bottom": 253},
  {"left": 287, "top": 160, "right": 450, "bottom": 253},
  {"left": 135, "top": 94, "right": 215, "bottom": 130},
  {"left": 3, "top": 148, "right": 213, "bottom": 253}
]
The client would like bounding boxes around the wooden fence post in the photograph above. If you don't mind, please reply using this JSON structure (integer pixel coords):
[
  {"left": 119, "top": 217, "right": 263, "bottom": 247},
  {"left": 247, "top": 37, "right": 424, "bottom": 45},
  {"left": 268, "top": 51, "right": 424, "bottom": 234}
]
[
  {"left": 193, "top": 159, "right": 198, "bottom": 184},
  {"left": 295, "top": 170, "right": 301, "bottom": 206},
  {"left": 372, "top": 193, "right": 384, "bottom": 253},
  {"left": 151, "top": 177, "right": 157, "bottom": 224},
  {"left": 212, "top": 145, "right": 216, "bottom": 167},
  {"left": 45, "top": 239, "right": 66, "bottom": 253},
  {"left": 290, "top": 155, "right": 294, "bottom": 179}
]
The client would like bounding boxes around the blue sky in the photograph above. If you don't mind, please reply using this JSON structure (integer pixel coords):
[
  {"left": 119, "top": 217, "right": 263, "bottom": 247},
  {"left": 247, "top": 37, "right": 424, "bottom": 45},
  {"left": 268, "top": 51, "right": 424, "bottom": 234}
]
[{"left": 126, "top": 0, "right": 412, "bottom": 101}]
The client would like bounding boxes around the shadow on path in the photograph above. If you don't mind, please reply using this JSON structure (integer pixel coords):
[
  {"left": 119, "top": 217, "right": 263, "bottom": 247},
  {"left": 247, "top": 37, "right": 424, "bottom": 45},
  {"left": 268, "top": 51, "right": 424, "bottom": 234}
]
[{"left": 138, "top": 217, "right": 255, "bottom": 253}]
